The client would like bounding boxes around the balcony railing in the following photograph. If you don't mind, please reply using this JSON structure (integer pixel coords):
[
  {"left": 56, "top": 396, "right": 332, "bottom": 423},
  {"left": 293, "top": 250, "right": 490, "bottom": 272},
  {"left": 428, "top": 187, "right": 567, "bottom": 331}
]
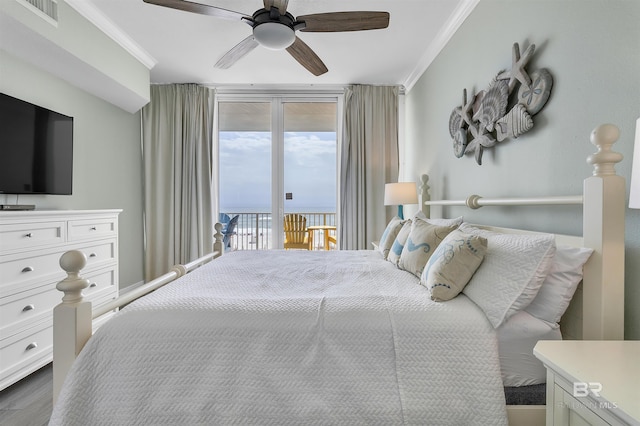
[{"left": 220, "top": 212, "right": 336, "bottom": 251}]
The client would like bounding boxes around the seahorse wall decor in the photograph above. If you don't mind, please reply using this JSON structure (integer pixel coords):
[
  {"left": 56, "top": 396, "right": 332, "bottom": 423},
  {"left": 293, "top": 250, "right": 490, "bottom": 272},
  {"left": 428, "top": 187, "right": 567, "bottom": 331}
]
[{"left": 448, "top": 42, "right": 553, "bottom": 165}]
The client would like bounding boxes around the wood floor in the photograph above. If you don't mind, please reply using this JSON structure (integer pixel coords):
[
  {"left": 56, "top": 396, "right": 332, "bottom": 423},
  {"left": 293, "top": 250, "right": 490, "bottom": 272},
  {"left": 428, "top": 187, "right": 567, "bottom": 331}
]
[{"left": 0, "top": 364, "right": 52, "bottom": 426}]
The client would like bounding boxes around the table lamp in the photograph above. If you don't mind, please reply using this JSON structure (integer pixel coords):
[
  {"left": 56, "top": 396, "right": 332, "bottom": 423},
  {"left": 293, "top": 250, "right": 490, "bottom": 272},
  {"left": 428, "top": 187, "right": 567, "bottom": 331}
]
[
  {"left": 384, "top": 182, "right": 418, "bottom": 219},
  {"left": 630, "top": 117, "right": 640, "bottom": 209}
]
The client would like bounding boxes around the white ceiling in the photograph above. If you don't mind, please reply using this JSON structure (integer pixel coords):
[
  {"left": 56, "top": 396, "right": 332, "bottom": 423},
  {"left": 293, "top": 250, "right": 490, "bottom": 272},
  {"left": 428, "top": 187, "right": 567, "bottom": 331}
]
[{"left": 79, "top": 0, "right": 478, "bottom": 90}]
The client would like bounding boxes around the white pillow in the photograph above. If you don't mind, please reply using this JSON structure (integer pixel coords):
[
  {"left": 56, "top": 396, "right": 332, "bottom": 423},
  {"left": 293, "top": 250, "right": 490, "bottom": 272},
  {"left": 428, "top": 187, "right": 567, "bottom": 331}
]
[
  {"left": 459, "top": 223, "right": 556, "bottom": 328},
  {"left": 398, "top": 220, "right": 457, "bottom": 277},
  {"left": 413, "top": 211, "right": 463, "bottom": 227},
  {"left": 378, "top": 217, "right": 406, "bottom": 259},
  {"left": 387, "top": 220, "right": 412, "bottom": 265},
  {"left": 420, "top": 229, "right": 487, "bottom": 301},
  {"left": 525, "top": 245, "right": 594, "bottom": 324}
]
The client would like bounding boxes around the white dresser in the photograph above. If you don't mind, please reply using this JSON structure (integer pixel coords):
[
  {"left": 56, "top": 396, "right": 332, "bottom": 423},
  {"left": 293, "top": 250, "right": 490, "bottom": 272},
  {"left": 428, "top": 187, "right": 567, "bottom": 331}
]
[
  {"left": 0, "top": 209, "right": 121, "bottom": 390},
  {"left": 534, "top": 340, "right": 640, "bottom": 426}
]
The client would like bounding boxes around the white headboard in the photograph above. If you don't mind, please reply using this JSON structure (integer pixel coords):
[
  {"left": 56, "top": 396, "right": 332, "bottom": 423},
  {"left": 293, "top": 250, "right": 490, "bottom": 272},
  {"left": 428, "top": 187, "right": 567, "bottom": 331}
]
[{"left": 419, "top": 124, "right": 625, "bottom": 340}]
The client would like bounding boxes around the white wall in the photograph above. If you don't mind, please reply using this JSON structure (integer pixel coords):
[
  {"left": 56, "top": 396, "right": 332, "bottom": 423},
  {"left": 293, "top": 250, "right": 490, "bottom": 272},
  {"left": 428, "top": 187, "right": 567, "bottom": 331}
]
[
  {"left": 0, "top": 50, "right": 145, "bottom": 289},
  {"left": 403, "top": 0, "right": 640, "bottom": 339}
]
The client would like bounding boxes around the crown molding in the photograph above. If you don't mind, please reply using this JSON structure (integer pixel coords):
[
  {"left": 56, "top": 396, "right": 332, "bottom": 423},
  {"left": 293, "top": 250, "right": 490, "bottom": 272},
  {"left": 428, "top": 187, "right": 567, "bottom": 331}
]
[
  {"left": 402, "top": 0, "right": 480, "bottom": 92},
  {"left": 65, "top": 0, "right": 157, "bottom": 70}
]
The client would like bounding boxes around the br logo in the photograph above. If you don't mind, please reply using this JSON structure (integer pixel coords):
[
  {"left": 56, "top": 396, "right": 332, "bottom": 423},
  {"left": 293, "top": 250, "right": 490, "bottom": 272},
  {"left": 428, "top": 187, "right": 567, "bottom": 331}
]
[{"left": 573, "top": 382, "right": 602, "bottom": 398}]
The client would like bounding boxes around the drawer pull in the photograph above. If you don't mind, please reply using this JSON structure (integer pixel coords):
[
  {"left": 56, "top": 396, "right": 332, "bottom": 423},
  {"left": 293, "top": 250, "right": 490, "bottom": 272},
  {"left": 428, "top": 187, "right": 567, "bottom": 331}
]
[
  {"left": 24, "top": 232, "right": 33, "bottom": 238},
  {"left": 22, "top": 304, "right": 35, "bottom": 312},
  {"left": 90, "top": 283, "right": 97, "bottom": 288},
  {"left": 25, "top": 342, "right": 38, "bottom": 351},
  {"left": 89, "top": 253, "right": 97, "bottom": 258},
  {"left": 90, "top": 226, "right": 97, "bottom": 231},
  {"left": 21, "top": 266, "right": 34, "bottom": 273}
]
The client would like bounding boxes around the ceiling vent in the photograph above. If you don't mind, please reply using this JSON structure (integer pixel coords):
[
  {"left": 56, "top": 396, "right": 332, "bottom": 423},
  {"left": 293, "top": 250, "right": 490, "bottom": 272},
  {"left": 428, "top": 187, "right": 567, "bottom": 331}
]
[{"left": 18, "top": 0, "right": 58, "bottom": 23}]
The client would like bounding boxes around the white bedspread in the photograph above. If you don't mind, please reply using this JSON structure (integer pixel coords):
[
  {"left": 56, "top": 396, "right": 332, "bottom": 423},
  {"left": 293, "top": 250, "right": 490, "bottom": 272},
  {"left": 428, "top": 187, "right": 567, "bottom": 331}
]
[{"left": 50, "top": 250, "right": 507, "bottom": 425}]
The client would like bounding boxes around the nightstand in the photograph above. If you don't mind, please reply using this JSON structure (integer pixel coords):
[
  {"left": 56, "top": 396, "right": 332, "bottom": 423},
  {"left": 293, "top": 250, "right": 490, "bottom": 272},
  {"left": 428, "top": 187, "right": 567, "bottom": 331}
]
[{"left": 533, "top": 340, "right": 640, "bottom": 426}]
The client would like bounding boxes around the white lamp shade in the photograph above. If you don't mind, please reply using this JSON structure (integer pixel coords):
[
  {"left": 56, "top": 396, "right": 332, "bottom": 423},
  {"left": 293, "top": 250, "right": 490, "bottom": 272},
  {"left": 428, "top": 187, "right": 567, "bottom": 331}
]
[
  {"left": 384, "top": 182, "right": 418, "bottom": 206},
  {"left": 630, "top": 117, "right": 640, "bottom": 209}
]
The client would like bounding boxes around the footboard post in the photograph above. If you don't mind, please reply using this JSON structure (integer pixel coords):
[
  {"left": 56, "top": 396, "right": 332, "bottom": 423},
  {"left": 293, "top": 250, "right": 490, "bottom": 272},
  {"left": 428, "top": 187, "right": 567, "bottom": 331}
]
[
  {"left": 419, "top": 174, "right": 431, "bottom": 218},
  {"left": 53, "top": 250, "right": 92, "bottom": 404},
  {"left": 583, "top": 124, "right": 625, "bottom": 340},
  {"left": 213, "top": 222, "right": 224, "bottom": 256}
]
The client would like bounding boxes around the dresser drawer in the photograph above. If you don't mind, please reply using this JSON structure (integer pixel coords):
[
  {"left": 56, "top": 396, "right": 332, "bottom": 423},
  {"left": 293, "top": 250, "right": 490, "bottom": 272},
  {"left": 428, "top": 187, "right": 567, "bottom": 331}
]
[
  {"left": 68, "top": 218, "right": 117, "bottom": 241},
  {"left": 0, "top": 323, "right": 53, "bottom": 380},
  {"left": 0, "top": 250, "right": 65, "bottom": 291},
  {"left": 84, "top": 267, "right": 117, "bottom": 302},
  {"left": 0, "top": 240, "right": 116, "bottom": 295},
  {"left": 0, "top": 285, "right": 59, "bottom": 339},
  {"left": 77, "top": 240, "right": 117, "bottom": 268},
  {"left": 0, "top": 221, "right": 66, "bottom": 253}
]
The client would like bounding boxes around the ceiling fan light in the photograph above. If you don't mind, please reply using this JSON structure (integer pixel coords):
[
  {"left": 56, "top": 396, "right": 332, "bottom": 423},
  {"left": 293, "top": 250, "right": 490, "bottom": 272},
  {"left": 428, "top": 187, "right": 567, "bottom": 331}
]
[{"left": 253, "top": 22, "right": 295, "bottom": 50}]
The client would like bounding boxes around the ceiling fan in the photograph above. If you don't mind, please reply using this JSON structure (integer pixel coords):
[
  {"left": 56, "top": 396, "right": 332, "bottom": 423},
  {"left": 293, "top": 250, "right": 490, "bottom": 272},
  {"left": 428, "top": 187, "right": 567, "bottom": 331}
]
[{"left": 142, "top": 0, "right": 390, "bottom": 76}]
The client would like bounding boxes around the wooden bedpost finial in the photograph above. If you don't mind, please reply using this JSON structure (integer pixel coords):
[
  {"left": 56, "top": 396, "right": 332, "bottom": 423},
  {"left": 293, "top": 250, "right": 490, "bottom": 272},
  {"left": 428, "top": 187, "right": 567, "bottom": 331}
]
[
  {"left": 419, "top": 174, "right": 431, "bottom": 217},
  {"left": 419, "top": 174, "right": 430, "bottom": 195},
  {"left": 57, "top": 250, "right": 89, "bottom": 304},
  {"left": 213, "top": 222, "right": 224, "bottom": 256},
  {"left": 587, "top": 123, "right": 623, "bottom": 176}
]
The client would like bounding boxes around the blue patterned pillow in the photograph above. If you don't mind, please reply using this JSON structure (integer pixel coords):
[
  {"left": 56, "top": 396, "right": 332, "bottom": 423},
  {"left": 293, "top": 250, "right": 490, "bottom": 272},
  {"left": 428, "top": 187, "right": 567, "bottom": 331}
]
[
  {"left": 398, "top": 220, "right": 457, "bottom": 277},
  {"left": 378, "top": 216, "right": 406, "bottom": 259},
  {"left": 420, "top": 230, "right": 487, "bottom": 301},
  {"left": 387, "top": 220, "right": 412, "bottom": 265}
]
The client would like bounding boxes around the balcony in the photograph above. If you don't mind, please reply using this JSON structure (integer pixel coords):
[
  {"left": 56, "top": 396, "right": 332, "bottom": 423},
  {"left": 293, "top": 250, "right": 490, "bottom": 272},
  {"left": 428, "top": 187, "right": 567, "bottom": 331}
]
[{"left": 220, "top": 212, "right": 336, "bottom": 251}]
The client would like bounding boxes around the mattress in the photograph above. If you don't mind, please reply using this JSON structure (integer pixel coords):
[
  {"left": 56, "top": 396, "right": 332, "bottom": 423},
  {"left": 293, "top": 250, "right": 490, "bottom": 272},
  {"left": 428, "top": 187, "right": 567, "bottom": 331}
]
[
  {"left": 497, "top": 310, "right": 562, "bottom": 387},
  {"left": 51, "top": 250, "right": 508, "bottom": 425}
]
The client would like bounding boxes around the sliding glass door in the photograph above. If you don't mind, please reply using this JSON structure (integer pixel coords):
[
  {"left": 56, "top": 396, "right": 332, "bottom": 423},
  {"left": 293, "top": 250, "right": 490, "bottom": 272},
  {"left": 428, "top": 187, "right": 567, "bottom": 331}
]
[
  {"left": 283, "top": 102, "right": 337, "bottom": 250},
  {"left": 218, "top": 101, "right": 272, "bottom": 249},
  {"left": 217, "top": 96, "right": 338, "bottom": 250}
]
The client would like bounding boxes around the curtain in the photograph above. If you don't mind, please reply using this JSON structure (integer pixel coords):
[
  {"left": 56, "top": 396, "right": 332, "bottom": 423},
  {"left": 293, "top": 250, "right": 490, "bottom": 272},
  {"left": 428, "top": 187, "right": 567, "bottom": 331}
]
[
  {"left": 141, "top": 84, "right": 215, "bottom": 281},
  {"left": 339, "top": 85, "right": 399, "bottom": 250}
]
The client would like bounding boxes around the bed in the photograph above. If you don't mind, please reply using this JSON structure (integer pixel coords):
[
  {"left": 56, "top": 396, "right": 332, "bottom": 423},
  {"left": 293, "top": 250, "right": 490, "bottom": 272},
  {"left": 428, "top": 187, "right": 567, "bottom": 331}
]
[{"left": 49, "top": 124, "right": 625, "bottom": 425}]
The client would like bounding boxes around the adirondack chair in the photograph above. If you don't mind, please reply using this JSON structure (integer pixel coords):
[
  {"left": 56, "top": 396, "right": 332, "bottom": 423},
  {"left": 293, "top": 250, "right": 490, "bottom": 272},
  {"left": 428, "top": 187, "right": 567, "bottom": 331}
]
[{"left": 283, "top": 214, "right": 310, "bottom": 250}]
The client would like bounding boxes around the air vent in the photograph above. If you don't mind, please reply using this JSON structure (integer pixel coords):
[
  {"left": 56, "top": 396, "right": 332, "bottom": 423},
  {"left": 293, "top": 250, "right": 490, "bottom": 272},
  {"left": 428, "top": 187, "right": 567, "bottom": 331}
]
[{"left": 18, "top": 0, "right": 58, "bottom": 23}]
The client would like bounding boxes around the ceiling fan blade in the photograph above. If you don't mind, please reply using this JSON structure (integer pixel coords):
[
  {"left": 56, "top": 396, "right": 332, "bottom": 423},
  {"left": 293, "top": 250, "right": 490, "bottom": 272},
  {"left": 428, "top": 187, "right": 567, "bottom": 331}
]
[
  {"left": 215, "top": 36, "right": 259, "bottom": 69},
  {"left": 286, "top": 37, "right": 328, "bottom": 76},
  {"left": 298, "top": 11, "right": 389, "bottom": 32},
  {"left": 263, "top": 0, "right": 289, "bottom": 14},
  {"left": 143, "top": 0, "right": 248, "bottom": 22}
]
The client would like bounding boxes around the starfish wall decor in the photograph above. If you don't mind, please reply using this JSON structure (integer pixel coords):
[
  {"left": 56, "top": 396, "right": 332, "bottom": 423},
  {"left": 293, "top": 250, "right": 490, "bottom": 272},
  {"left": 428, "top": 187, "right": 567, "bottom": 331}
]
[{"left": 448, "top": 42, "right": 553, "bottom": 165}]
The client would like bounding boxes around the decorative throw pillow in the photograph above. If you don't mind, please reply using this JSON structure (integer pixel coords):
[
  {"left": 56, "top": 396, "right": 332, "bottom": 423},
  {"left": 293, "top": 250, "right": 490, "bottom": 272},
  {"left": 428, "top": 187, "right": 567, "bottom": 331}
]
[
  {"left": 525, "top": 245, "right": 594, "bottom": 324},
  {"left": 398, "top": 221, "right": 457, "bottom": 277},
  {"left": 413, "top": 211, "right": 463, "bottom": 227},
  {"left": 421, "top": 230, "right": 487, "bottom": 301},
  {"left": 378, "top": 216, "right": 406, "bottom": 259},
  {"left": 459, "top": 223, "right": 556, "bottom": 328},
  {"left": 387, "top": 220, "right": 412, "bottom": 265}
]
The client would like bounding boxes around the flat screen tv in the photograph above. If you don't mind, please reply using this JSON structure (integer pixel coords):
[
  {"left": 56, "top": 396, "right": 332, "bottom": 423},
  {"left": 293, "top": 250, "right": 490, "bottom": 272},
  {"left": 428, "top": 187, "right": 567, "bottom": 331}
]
[{"left": 0, "top": 93, "right": 74, "bottom": 195}]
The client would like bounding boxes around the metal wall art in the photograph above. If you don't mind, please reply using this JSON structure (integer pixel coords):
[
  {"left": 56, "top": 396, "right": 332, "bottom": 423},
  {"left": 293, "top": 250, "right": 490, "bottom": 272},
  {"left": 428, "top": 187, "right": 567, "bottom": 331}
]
[{"left": 449, "top": 42, "right": 553, "bottom": 164}]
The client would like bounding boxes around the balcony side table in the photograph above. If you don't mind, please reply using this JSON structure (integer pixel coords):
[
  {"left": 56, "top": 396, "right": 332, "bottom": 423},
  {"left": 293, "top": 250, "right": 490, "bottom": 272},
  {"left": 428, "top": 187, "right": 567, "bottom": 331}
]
[{"left": 307, "top": 225, "right": 337, "bottom": 250}]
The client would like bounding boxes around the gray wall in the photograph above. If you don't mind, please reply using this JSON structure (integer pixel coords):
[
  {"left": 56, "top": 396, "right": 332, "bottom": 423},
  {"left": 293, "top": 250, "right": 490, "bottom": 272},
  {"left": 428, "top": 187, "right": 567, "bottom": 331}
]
[
  {"left": 0, "top": 51, "right": 145, "bottom": 289},
  {"left": 403, "top": 0, "right": 640, "bottom": 339}
]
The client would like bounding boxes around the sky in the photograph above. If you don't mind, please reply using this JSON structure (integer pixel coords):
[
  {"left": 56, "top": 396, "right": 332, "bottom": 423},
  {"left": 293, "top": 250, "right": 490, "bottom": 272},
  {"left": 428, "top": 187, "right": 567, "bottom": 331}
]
[{"left": 219, "top": 131, "right": 336, "bottom": 213}]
